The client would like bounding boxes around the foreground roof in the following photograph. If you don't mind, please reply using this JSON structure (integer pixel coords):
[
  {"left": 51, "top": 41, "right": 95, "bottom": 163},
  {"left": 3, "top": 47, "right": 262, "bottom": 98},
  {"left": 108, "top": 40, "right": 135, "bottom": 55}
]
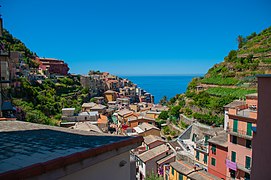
[{"left": 0, "top": 121, "right": 142, "bottom": 179}]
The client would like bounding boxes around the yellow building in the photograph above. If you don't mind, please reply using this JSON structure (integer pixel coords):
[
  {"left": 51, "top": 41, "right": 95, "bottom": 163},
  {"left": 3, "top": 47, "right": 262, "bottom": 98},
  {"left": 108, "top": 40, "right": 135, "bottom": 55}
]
[
  {"left": 104, "top": 90, "right": 117, "bottom": 102},
  {"left": 166, "top": 161, "right": 219, "bottom": 180},
  {"left": 194, "top": 148, "right": 208, "bottom": 170}
]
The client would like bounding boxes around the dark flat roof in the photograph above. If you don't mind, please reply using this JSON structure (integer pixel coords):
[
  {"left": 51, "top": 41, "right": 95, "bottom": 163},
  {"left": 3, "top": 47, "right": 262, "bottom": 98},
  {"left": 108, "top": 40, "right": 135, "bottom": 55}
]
[{"left": 0, "top": 121, "right": 142, "bottom": 179}]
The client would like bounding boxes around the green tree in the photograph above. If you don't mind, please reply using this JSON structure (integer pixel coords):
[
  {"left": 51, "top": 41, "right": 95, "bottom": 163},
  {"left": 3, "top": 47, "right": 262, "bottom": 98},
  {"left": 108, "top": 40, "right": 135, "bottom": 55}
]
[
  {"left": 159, "top": 96, "right": 167, "bottom": 105},
  {"left": 158, "top": 111, "right": 169, "bottom": 120},
  {"left": 145, "top": 171, "right": 163, "bottom": 180},
  {"left": 170, "top": 105, "right": 181, "bottom": 118}
]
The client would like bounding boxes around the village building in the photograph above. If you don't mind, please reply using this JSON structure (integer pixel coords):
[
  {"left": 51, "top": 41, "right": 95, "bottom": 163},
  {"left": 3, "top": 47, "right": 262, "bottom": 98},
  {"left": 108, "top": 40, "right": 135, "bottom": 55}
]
[
  {"left": 104, "top": 90, "right": 117, "bottom": 102},
  {"left": 208, "top": 131, "right": 228, "bottom": 180},
  {"left": 36, "top": 57, "right": 69, "bottom": 76},
  {"left": 135, "top": 144, "right": 170, "bottom": 179},
  {"left": 133, "top": 123, "right": 161, "bottom": 137},
  {"left": 225, "top": 93, "right": 257, "bottom": 180},
  {"left": 166, "top": 160, "right": 220, "bottom": 180},
  {"left": 90, "top": 104, "right": 107, "bottom": 114},
  {"left": 81, "top": 102, "right": 97, "bottom": 112},
  {"left": 128, "top": 116, "right": 156, "bottom": 128}
]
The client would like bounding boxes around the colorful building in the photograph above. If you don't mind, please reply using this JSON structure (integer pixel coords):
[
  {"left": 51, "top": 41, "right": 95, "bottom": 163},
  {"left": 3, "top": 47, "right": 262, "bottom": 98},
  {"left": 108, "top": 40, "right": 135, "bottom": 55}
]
[
  {"left": 226, "top": 93, "right": 257, "bottom": 180},
  {"left": 166, "top": 161, "right": 220, "bottom": 180},
  {"left": 208, "top": 132, "right": 228, "bottom": 180},
  {"left": 37, "top": 57, "right": 69, "bottom": 76},
  {"left": 104, "top": 90, "right": 117, "bottom": 102}
]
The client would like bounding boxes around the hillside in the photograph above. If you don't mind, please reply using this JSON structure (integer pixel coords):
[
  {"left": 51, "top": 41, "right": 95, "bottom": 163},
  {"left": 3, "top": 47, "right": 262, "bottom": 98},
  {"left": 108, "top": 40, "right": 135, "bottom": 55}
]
[
  {"left": 1, "top": 29, "right": 90, "bottom": 125},
  {"left": 167, "top": 26, "right": 271, "bottom": 126}
]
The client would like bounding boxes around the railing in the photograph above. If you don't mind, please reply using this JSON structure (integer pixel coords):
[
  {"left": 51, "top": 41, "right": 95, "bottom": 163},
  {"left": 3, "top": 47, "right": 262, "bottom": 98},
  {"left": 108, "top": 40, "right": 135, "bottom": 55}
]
[
  {"left": 227, "top": 127, "right": 252, "bottom": 140},
  {"left": 226, "top": 158, "right": 251, "bottom": 174}
]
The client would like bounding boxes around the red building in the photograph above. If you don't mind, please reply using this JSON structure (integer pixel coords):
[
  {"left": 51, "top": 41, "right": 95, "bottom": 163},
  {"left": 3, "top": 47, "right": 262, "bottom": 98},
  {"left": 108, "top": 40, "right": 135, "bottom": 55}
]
[
  {"left": 37, "top": 57, "right": 69, "bottom": 75},
  {"left": 208, "top": 132, "right": 228, "bottom": 180}
]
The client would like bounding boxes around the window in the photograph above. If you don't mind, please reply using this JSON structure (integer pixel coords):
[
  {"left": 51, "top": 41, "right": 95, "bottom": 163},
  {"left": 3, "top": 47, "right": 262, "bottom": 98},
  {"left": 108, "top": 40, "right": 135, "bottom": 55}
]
[
  {"left": 171, "top": 167, "right": 174, "bottom": 175},
  {"left": 233, "top": 120, "right": 238, "bottom": 132},
  {"left": 247, "top": 122, "right": 252, "bottom": 136},
  {"left": 203, "top": 154, "right": 208, "bottom": 164},
  {"left": 232, "top": 135, "right": 237, "bottom": 144},
  {"left": 204, "top": 135, "right": 209, "bottom": 144},
  {"left": 211, "top": 158, "right": 216, "bottom": 166},
  {"left": 246, "top": 140, "right": 252, "bottom": 149},
  {"left": 196, "top": 151, "right": 200, "bottom": 160},
  {"left": 245, "top": 156, "right": 251, "bottom": 169},
  {"left": 231, "top": 151, "right": 236, "bottom": 163},
  {"left": 179, "top": 173, "right": 183, "bottom": 180},
  {"left": 211, "top": 145, "right": 216, "bottom": 154}
]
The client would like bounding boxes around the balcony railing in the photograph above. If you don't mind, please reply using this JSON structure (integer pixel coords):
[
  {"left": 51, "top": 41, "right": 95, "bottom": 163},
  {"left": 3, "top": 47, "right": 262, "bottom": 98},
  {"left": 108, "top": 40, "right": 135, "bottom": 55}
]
[
  {"left": 226, "top": 158, "right": 251, "bottom": 174},
  {"left": 227, "top": 127, "right": 253, "bottom": 140}
]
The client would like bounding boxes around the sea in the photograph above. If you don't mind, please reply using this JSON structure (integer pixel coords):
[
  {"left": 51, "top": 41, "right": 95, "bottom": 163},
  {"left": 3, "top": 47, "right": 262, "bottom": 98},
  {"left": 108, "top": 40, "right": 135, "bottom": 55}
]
[{"left": 121, "top": 75, "right": 202, "bottom": 104}]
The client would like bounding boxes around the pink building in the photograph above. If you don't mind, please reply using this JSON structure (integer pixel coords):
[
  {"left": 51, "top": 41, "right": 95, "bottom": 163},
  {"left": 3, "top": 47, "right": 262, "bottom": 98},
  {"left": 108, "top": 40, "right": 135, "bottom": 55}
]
[
  {"left": 226, "top": 93, "right": 257, "bottom": 179},
  {"left": 251, "top": 75, "right": 271, "bottom": 179}
]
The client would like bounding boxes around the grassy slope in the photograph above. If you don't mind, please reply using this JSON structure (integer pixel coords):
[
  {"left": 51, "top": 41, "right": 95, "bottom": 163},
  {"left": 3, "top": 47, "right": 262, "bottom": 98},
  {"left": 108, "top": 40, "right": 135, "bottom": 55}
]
[{"left": 170, "top": 26, "right": 271, "bottom": 126}]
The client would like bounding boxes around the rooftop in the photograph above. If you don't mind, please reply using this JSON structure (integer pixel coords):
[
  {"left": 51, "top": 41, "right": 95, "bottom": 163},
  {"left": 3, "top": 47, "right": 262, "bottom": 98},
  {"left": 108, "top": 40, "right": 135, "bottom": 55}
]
[
  {"left": 143, "top": 135, "right": 165, "bottom": 145},
  {"left": 137, "top": 123, "right": 159, "bottom": 132},
  {"left": 62, "top": 108, "right": 75, "bottom": 111},
  {"left": 0, "top": 121, "right": 142, "bottom": 178},
  {"left": 170, "top": 161, "right": 220, "bottom": 180},
  {"left": 208, "top": 131, "right": 228, "bottom": 148},
  {"left": 104, "top": 90, "right": 116, "bottom": 94},
  {"left": 90, "top": 104, "right": 107, "bottom": 110},
  {"left": 81, "top": 102, "right": 96, "bottom": 108},
  {"left": 224, "top": 100, "right": 245, "bottom": 108},
  {"left": 157, "top": 153, "right": 175, "bottom": 165},
  {"left": 117, "top": 109, "right": 133, "bottom": 117},
  {"left": 70, "top": 122, "right": 102, "bottom": 133},
  {"left": 137, "top": 144, "right": 169, "bottom": 162}
]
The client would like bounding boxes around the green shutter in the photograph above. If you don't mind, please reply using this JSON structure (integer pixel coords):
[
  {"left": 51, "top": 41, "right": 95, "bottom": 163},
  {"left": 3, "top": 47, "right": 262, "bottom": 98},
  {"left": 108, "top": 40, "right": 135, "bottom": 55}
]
[
  {"left": 247, "top": 123, "right": 252, "bottom": 136},
  {"left": 245, "top": 156, "right": 251, "bottom": 169},
  {"left": 204, "top": 154, "right": 208, "bottom": 164},
  {"left": 179, "top": 173, "right": 183, "bottom": 180},
  {"left": 171, "top": 167, "right": 174, "bottom": 175},
  {"left": 233, "top": 120, "right": 238, "bottom": 132},
  {"left": 212, "top": 145, "right": 216, "bottom": 154},
  {"left": 211, "top": 158, "right": 216, "bottom": 166},
  {"left": 205, "top": 135, "right": 209, "bottom": 144},
  {"left": 231, "top": 151, "right": 236, "bottom": 162},
  {"left": 196, "top": 151, "right": 200, "bottom": 160}
]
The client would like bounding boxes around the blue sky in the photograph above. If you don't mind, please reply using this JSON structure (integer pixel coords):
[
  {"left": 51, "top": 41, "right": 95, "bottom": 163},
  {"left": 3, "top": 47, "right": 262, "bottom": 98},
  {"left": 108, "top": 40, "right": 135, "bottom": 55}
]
[{"left": 2, "top": 0, "right": 271, "bottom": 75}]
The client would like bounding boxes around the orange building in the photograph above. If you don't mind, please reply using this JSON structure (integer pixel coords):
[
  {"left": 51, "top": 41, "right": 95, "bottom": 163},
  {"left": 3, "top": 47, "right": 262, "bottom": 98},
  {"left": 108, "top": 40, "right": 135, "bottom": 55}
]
[
  {"left": 226, "top": 93, "right": 257, "bottom": 180},
  {"left": 208, "top": 132, "right": 228, "bottom": 180}
]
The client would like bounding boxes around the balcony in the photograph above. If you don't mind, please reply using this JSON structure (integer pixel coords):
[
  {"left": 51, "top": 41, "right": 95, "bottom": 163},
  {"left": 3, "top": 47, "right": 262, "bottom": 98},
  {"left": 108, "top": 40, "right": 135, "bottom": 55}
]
[
  {"left": 226, "top": 159, "right": 251, "bottom": 174},
  {"left": 227, "top": 127, "right": 253, "bottom": 140}
]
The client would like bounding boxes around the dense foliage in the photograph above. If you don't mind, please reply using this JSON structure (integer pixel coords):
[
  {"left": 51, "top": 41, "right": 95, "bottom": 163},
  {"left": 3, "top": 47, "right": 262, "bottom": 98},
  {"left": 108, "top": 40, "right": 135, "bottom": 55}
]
[{"left": 12, "top": 77, "right": 88, "bottom": 125}]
